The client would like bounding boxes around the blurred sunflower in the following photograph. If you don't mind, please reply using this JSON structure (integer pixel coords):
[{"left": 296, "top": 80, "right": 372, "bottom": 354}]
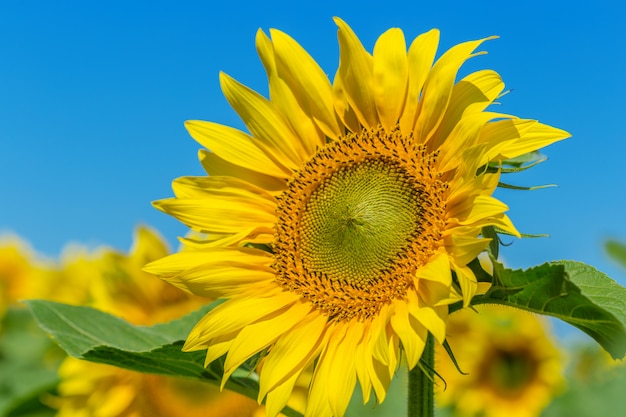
[
  {"left": 0, "top": 238, "right": 36, "bottom": 314},
  {"left": 436, "top": 305, "right": 564, "bottom": 417},
  {"left": 51, "top": 227, "right": 264, "bottom": 417},
  {"left": 146, "top": 18, "right": 569, "bottom": 417},
  {"left": 0, "top": 236, "right": 54, "bottom": 319}
]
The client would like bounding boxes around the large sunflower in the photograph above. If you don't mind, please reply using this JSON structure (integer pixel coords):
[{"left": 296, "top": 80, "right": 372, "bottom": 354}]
[{"left": 146, "top": 18, "right": 569, "bottom": 417}]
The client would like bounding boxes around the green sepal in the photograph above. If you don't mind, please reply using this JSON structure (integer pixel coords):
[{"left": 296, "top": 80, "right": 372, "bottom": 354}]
[
  {"left": 481, "top": 226, "right": 501, "bottom": 260},
  {"left": 499, "top": 151, "right": 547, "bottom": 169},
  {"left": 490, "top": 225, "right": 549, "bottom": 239},
  {"left": 497, "top": 182, "right": 556, "bottom": 191},
  {"left": 467, "top": 257, "right": 493, "bottom": 283},
  {"left": 441, "top": 340, "right": 467, "bottom": 378},
  {"left": 483, "top": 151, "right": 547, "bottom": 174}
]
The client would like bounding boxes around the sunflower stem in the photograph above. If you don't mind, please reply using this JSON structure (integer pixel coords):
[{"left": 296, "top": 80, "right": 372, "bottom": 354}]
[{"left": 408, "top": 333, "right": 435, "bottom": 417}]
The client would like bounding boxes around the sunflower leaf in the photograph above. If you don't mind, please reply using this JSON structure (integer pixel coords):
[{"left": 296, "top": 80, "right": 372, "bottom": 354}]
[
  {"left": 471, "top": 261, "right": 626, "bottom": 359},
  {"left": 25, "top": 300, "right": 303, "bottom": 417},
  {"left": 0, "top": 307, "right": 62, "bottom": 417}
]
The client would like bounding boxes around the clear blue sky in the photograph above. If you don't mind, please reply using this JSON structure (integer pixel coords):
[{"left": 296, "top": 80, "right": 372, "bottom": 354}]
[{"left": 1, "top": 1, "right": 625, "bottom": 289}]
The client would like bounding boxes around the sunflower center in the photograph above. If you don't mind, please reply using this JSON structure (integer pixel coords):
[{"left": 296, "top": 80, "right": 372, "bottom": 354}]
[
  {"left": 274, "top": 127, "right": 447, "bottom": 321},
  {"left": 483, "top": 348, "right": 538, "bottom": 396},
  {"left": 300, "top": 160, "right": 423, "bottom": 287}
]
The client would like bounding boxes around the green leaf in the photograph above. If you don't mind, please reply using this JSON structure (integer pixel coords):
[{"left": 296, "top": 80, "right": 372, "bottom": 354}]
[
  {"left": 25, "top": 300, "right": 303, "bottom": 417},
  {"left": 0, "top": 308, "right": 62, "bottom": 417},
  {"left": 605, "top": 239, "right": 626, "bottom": 271},
  {"left": 467, "top": 261, "right": 626, "bottom": 359}
]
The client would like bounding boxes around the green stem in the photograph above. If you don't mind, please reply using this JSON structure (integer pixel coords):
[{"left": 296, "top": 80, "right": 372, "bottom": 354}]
[{"left": 408, "top": 332, "right": 435, "bottom": 417}]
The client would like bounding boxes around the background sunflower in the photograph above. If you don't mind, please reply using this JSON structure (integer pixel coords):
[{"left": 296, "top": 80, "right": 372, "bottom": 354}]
[{"left": 435, "top": 305, "right": 564, "bottom": 417}]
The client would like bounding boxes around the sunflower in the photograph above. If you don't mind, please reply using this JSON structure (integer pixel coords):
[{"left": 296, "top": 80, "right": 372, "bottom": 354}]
[
  {"left": 146, "top": 18, "right": 569, "bottom": 417},
  {"left": 52, "top": 227, "right": 264, "bottom": 417},
  {"left": 435, "top": 305, "right": 564, "bottom": 417},
  {"left": 0, "top": 236, "right": 59, "bottom": 319},
  {"left": 0, "top": 237, "right": 39, "bottom": 315}
]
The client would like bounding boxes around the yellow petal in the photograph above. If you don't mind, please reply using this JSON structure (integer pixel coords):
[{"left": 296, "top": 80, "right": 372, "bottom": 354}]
[
  {"left": 492, "top": 213, "right": 520, "bottom": 237},
  {"left": 477, "top": 281, "right": 492, "bottom": 295},
  {"left": 478, "top": 118, "right": 536, "bottom": 158},
  {"left": 497, "top": 122, "right": 571, "bottom": 160},
  {"left": 414, "top": 37, "right": 496, "bottom": 143},
  {"left": 185, "top": 120, "right": 291, "bottom": 178},
  {"left": 390, "top": 300, "right": 427, "bottom": 368},
  {"left": 202, "top": 332, "right": 237, "bottom": 366},
  {"left": 384, "top": 332, "right": 400, "bottom": 378},
  {"left": 399, "top": 29, "right": 440, "bottom": 135},
  {"left": 264, "top": 370, "right": 302, "bottom": 417},
  {"left": 354, "top": 342, "right": 372, "bottom": 404},
  {"left": 267, "top": 29, "right": 342, "bottom": 140},
  {"left": 332, "top": 72, "right": 361, "bottom": 133},
  {"left": 356, "top": 305, "right": 391, "bottom": 403},
  {"left": 419, "top": 279, "right": 461, "bottom": 307},
  {"left": 373, "top": 28, "right": 408, "bottom": 131},
  {"left": 153, "top": 196, "right": 274, "bottom": 234},
  {"left": 164, "top": 263, "right": 275, "bottom": 298},
  {"left": 451, "top": 195, "right": 510, "bottom": 226},
  {"left": 452, "top": 264, "right": 478, "bottom": 306},
  {"left": 369, "top": 356, "right": 393, "bottom": 403},
  {"left": 325, "top": 324, "right": 360, "bottom": 417},
  {"left": 198, "top": 150, "right": 286, "bottom": 193},
  {"left": 406, "top": 292, "right": 446, "bottom": 343},
  {"left": 437, "top": 112, "right": 508, "bottom": 173},
  {"left": 305, "top": 349, "right": 334, "bottom": 417},
  {"left": 256, "top": 30, "right": 325, "bottom": 154},
  {"left": 432, "top": 69, "right": 505, "bottom": 149},
  {"left": 222, "top": 301, "right": 312, "bottom": 385},
  {"left": 143, "top": 246, "right": 272, "bottom": 277},
  {"left": 446, "top": 169, "right": 499, "bottom": 210},
  {"left": 334, "top": 17, "right": 377, "bottom": 129},
  {"left": 171, "top": 176, "right": 276, "bottom": 205},
  {"left": 416, "top": 251, "right": 452, "bottom": 286},
  {"left": 259, "top": 312, "right": 327, "bottom": 398},
  {"left": 446, "top": 234, "right": 491, "bottom": 265},
  {"left": 372, "top": 319, "right": 392, "bottom": 366},
  {"left": 178, "top": 227, "right": 274, "bottom": 250},
  {"left": 183, "top": 287, "right": 295, "bottom": 351},
  {"left": 220, "top": 72, "right": 308, "bottom": 167}
]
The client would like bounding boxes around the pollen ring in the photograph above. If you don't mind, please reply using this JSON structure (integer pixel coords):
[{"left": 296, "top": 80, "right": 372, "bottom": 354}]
[{"left": 274, "top": 127, "right": 448, "bottom": 321}]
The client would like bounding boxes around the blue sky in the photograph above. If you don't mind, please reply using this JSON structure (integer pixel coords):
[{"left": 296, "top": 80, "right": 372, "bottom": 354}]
[{"left": 1, "top": 0, "right": 625, "bottom": 291}]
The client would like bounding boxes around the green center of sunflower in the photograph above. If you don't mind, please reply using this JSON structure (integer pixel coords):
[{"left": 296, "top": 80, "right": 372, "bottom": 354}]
[
  {"left": 300, "top": 160, "right": 424, "bottom": 287},
  {"left": 274, "top": 127, "right": 447, "bottom": 321}
]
